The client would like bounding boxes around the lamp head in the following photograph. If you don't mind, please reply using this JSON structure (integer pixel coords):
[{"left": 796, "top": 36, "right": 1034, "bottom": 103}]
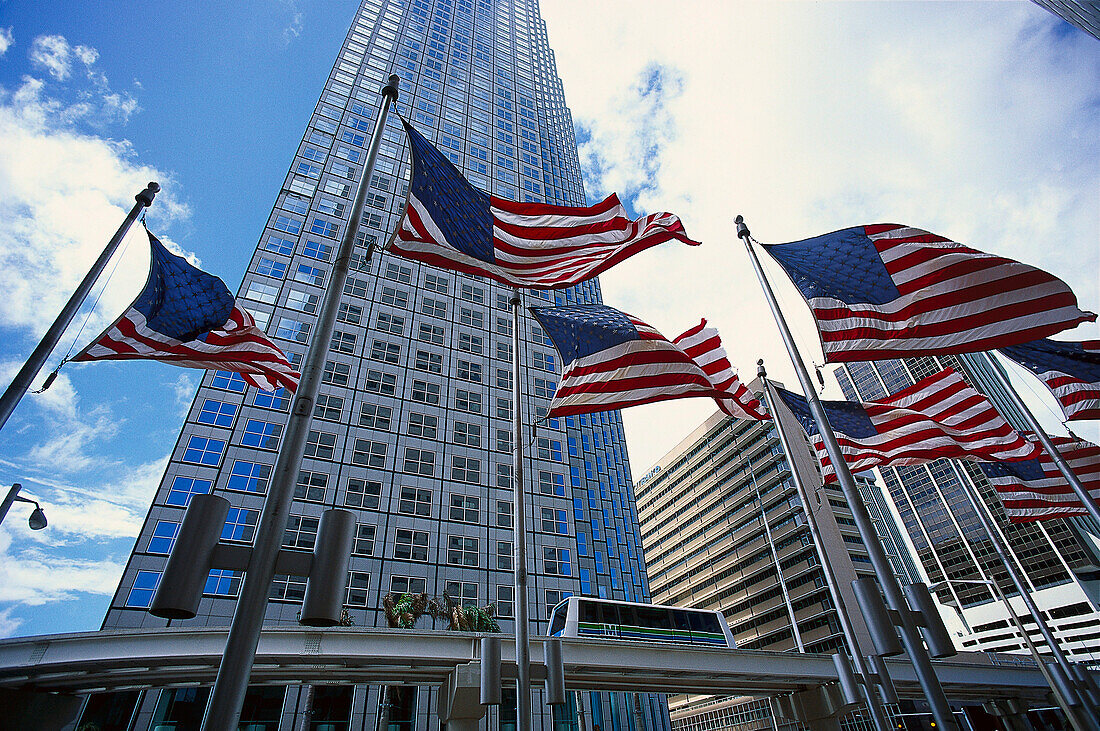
[{"left": 28, "top": 506, "right": 47, "bottom": 531}]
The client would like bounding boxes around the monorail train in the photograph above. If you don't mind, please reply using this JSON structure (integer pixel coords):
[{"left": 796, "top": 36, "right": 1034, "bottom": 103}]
[{"left": 548, "top": 596, "right": 736, "bottom": 648}]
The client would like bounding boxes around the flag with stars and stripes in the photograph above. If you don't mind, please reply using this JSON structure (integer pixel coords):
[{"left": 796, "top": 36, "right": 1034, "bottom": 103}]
[
  {"left": 999, "top": 339, "right": 1100, "bottom": 422},
  {"left": 774, "top": 368, "right": 1038, "bottom": 483},
  {"left": 529, "top": 304, "right": 766, "bottom": 420},
  {"left": 762, "top": 224, "right": 1094, "bottom": 362},
  {"left": 980, "top": 434, "right": 1100, "bottom": 522},
  {"left": 390, "top": 120, "right": 698, "bottom": 289},
  {"left": 73, "top": 231, "right": 300, "bottom": 392}
]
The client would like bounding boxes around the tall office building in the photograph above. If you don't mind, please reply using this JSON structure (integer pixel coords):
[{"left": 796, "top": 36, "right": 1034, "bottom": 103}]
[
  {"left": 634, "top": 385, "right": 917, "bottom": 731},
  {"left": 84, "top": 1, "right": 667, "bottom": 729},
  {"left": 834, "top": 355, "right": 1100, "bottom": 661}
]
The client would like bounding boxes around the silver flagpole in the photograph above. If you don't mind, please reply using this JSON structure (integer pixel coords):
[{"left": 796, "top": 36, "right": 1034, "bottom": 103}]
[
  {"left": 0, "top": 182, "right": 159, "bottom": 433},
  {"left": 966, "top": 351, "right": 1100, "bottom": 532},
  {"left": 758, "top": 364, "right": 894, "bottom": 731},
  {"left": 510, "top": 288, "right": 532, "bottom": 731},
  {"left": 736, "top": 215, "right": 959, "bottom": 731},
  {"left": 200, "top": 75, "right": 400, "bottom": 730},
  {"left": 745, "top": 451, "right": 806, "bottom": 653},
  {"left": 947, "top": 461, "right": 1096, "bottom": 731}
]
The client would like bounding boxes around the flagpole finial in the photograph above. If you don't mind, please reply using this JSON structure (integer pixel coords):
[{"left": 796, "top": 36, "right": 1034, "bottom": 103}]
[
  {"left": 383, "top": 74, "right": 400, "bottom": 102},
  {"left": 136, "top": 182, "right": 160, "bottom": 208},
  {"left": 735, "top": 215, "right": 751, "bottom": 240},
  {"left": 757, "top": 358, "right": 766, "bottom": 378}
]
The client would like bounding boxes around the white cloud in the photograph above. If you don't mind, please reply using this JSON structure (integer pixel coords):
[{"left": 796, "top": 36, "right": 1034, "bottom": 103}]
[
  {"left": 0, "top": 27, "right": 13, "bottom": 56},
  {"left": 0, "top": 607, "right": 23, "bottom": 639},
  {"left": 540, "top": 1, "right": 1100, "bottom": 471},
  {"left": 280, "top": 0, "right": 304, "bottom": 45},
  {"left": 29, "top": 35, "right": 75, "bottom": 80}
]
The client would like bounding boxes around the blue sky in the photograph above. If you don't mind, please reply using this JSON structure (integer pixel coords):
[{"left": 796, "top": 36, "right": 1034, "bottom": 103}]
[{"left": 0, "top": 1, "right": 1097, "bottom": 639}]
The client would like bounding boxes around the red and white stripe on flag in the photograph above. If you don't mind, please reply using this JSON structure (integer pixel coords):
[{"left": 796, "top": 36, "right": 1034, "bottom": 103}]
[
  {"left": 812, "top": 368, "right": 1038, "bottom": 483},
  {"left": 985, "top": 435, "right": 1100, "bottom": 523},
  {"left": 673, "top": 320, "right": 768, "bottom": 421}
]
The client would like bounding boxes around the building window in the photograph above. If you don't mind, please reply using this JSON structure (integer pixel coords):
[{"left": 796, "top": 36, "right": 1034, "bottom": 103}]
[
  {"left": 270, "top": 574, "right": 307, "bottom": 602},
  {"left": 421, "top": 297, "right": 448, "bottom": 318},
  {"left": 353, "top": 438, "right": 387, "bottom": 469},
  {"left": 330, "top": 330, "right": 357, "bottom": 354},
  {"left": 445, "top": 580, "right": 479, "bottom": 606},
  {"left": 496, "top": 500, "right": 513, "bottom": 529},
  {"left": 241, "top": 419, "right": 282, "bottom": 449},
  {"left": 541, "top": 508, "right": 568, "bottom": 535},
  {"left": 538, "top": 471, "right": 566, "bottom": 496},
  {"left": 204, "top": 569, "right": 242, "bottom": 597},
  {"left": 385, "top": 262, "right": 412, "bottom": 283},
  {"left": 414, "top": 349, "right": 443, "bottom": 373},
  {"left": 253, "top": 387, "right": 290, "bottom": 411},
  {"left": 447, "top": 536, "right": 479, "bottom": 567},
  {"left": 545, "top": 590, "right": 572, "bottom": 618},
  {"left": 166, "top": 477, "right": 211, "bottom": 507},
  {"left": 455, "top": 389, "right": 482, "bottom": 414},
  {"left": 544, "top": 546, "right": 571, "bottom": 576},
  {"left": 460, "top": 283, "right": 485, "bottom": 304},
  {"left": 496, "top": 429, "right": 512, "bottom": 453},
  {"left": 211, "top": 370, "right": 247, "bottom": 392},
  {"left": 532, "top": 351, "right": 556, "bottom": 372},
  {"left": 456, "top": 360, "right": 482, "bottom": 383},
  {"left": 338, "top": 302, "right": 363, "bottom": 325},
  {"left": 425, "top": 273, "right": 449, "bottom": 293},
  {"left": 346, "top": 571, "right": 371, "bottom": 607},
  {"left": 398, "top": 486, "right": 433, "bottom": 516},
  {"left": 496, "top": 397, "right": 512, "bottom": 420},
  {"left": 125, "top": 571, "right": 161, "bottom": 608},
  {"left": 304, "top": 430, "right": 337, "bottom": 460},
  {"left": 418, "top": 323, "right": 445, "bottom": 345},
  {"left": 496, "top": 541, "right": 513, "bottom": 570},
  {"left": 353, "top": 524, "right": 376, "bottom": 556},
  {"left": 496, "top": 585, "right": 513, "bottom": 618},
  {"left": 496, "top": 463, "right": 513, "bottom": 490},
  {"left": 533, "top": 378, "right": 556, "bottom": 399},
  {"left": 314, "top": 394, "right": 344, "bottom": 421},
  {"left": 284, "top": 515, "right": 319, "bottom": 550},
  {"left": 295, "top": 471, "right": 328, "bottom": 502},
  {"left": 450, "top": 456, "right": 481, "bottom": 483},
  {"left": 322, "top": 361, "right": 351, "bottom": 386},
  {"left": 537, "top": 438, "right": 563, "bottom": 461},
  {"left": 345, "top": 478, "right": 381, "bottom": 509},
  {"left": 227, "top": 461, "right": 269, "bottom": 493},
  {"left": 294, "top": 262, "right": 326, "bottom": 287},
  {"left": 148, "top": 520, "right": 179, "bottom": 554},
  {"left": 394, "top": 529, "right": 429, "bottom": 561},
  {"left": 370, "top": 340, "right": 401, "bottom": 364},
  {"left": 495, "top": 368, "right": 512, "bottom": 390},
  {"left": 286, "top": 289, "right": 319, "bottom": 313},
  {"left": 379, "top": 286, "right": 409, "bottom": 308},
  {"left": 222, "top": 508, "right": 259, "bottom": 542},
  {"left": 411, "top": 380, "right": 441, "bottom": 405},
  {"left": 376, "top": 311, "right": 404, "bottom": 334},
  {"left": 197, "top": 399, "right": 237, "bottom": 427},
  {"left": 182, "top": 436, "right": 225, "bottom": 466},
  {"left": 390, "top": 576, "right": 426, "bottom": 595},
  {"left": 407, "top": 412, "right": 438, "bottom": 439},
  {"left": 359, "top": 403, "right": 393, "bottom": 430},
  {"left": 458, "top": 332, "right": 483, "bottom": 354},
  {"left": 449, "top": 494, "right": 480, "bottom": 523},
  {"left": 450, "top": 420, "right": 480, "bottom": 447}
]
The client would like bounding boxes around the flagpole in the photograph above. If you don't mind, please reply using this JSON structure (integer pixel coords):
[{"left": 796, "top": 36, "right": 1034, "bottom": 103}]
[
  {"left": 758, "top": 364, "right": 894, "bottom": 731},
  {"left": 200, "top": 75, "right": 400, "bottom": 731},
  {"left": 966, "top": 351, "right": 1100, "bottom": 532},
  {"left": 510, "top": 288, "right": 532, "bottom": 731},
  {"left": 736, "top": 215, "right": 960, "bottom": 731},
  {"left": 946, "top": 461, "right": 1096, "bottom": 731},
  {"left": 0, "top": 182, "right": 160, "bottom": 434}
]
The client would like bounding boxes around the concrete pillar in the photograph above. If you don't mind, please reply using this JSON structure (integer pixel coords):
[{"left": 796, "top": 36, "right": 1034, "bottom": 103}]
[{"left": 437, "top": 661, "right": 487, "bottom": 731}]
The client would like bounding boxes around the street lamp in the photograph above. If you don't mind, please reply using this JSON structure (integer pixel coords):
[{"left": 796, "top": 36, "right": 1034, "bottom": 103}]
[{"left": 0, "top": 483, "right": 48, "bottom": 531}]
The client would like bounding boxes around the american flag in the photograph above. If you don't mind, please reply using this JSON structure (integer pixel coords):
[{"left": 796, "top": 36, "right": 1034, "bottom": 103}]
[
  {"left": 763, "top": 224, "right": 1095, "bottom": 362},
  {"left": 528, "top": 304, "right": 765, "bottom": 420},
  {"left": 390, "top": 120, "right": 698, "bottom": 289},
  {"left": 999, "top": 339, "right": 1100, "bottom": 422},
  {"left": 774, "top": 368, "right": 1038, "bottom": 483},
  {"left": 979, "top": 435, "right": 1100, "bottom": 522},
  {"left": 73, "top": 231, "right": 300, "bottom": 392}
]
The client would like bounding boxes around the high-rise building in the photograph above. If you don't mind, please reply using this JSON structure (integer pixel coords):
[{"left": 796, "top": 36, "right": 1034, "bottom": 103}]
[
  {"left": 82, "top": 1, "right": 667, "bottom": 729},
  {"left": 834, "top": 355, "right": 1100, "bottom": 661},
  {"left": 634, "top": 384, "right": 917, "bottom": 731}
]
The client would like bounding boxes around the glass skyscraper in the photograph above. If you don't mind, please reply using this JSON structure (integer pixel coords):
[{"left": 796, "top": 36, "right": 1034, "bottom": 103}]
[
  {"left": 834, "top": 355, "right": 1100, "bottom": 660},
  {"left": 89, "top": 1, "right": 667, "bottom": 729}
]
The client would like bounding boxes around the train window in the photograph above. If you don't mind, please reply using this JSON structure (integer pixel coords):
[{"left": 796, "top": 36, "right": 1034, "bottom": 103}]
[
  {"left": 579, "top": 600, "right": 599, "bottom": 624},
  {"left": 597, "top": 602, "right": 620, "bottom": 626},
  {"left": 636, "top": 605, "right": 672, "bottom": 630},
  {"left": 671, "top": 609, "right": 691, "bottom": 633},
  {"left": 619, "top": 604, "right": 639, "bottom": 628},
  {"left": 549, "top": 603, "right": 567, "bottom": 637},
  {"left": 691, "top": 611, "right": 723, "bottom": 635}
]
